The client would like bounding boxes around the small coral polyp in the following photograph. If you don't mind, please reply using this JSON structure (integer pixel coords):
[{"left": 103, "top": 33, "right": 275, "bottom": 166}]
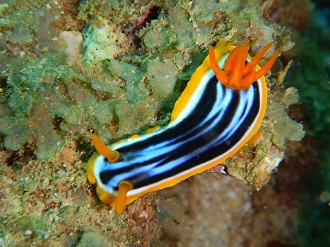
[{"left": 87, "top": 40, "right": 278, "bottom": 214}]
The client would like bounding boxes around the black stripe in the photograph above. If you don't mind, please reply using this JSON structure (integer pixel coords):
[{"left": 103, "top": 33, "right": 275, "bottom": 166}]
[{"left": 99, "top": 76, "right": 261, "bottom": 190}]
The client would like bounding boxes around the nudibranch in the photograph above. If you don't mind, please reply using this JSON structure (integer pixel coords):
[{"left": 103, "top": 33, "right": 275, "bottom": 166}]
[{"left": 87, "top": 40, "right": 279, "bottom": 214}]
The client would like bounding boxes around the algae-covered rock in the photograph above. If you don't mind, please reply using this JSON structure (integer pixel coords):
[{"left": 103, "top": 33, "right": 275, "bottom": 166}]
[
  {"left": 83, "top": 16, "right": 127, "bottom": 65},
  {"left": 226, "top": 85, "right": 305, "bottom": 189},
  {"left": 77, "top": 231, "right": 115, "bottom": 247},
  {"left": 268, "top": 87, "right": 305, "bottom": 148},
  {"left": 59, "top": 31, "right": 84, "bottom": 65},
  {"left": 147, "top": 57, "right": 179, "bottom": 99},
  {"left": 8, "top": 23, "right": 34, "bottom": 45},
  {"left": 142, "top": 20, "right": 171, "bottom": 50}
]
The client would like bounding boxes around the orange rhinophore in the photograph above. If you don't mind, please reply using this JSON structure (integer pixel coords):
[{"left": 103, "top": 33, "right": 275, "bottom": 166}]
[{"left": 90, "top": 134, "right": 120, "bottom": 163}]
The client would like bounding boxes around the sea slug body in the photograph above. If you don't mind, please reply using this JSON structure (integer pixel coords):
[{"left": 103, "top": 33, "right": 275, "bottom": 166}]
[{"left": 87, "top": 40, "right": 278, "bottom": 214}]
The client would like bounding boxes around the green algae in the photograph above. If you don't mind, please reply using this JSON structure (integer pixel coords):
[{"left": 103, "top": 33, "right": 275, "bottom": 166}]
[
  {"left": 76, "top": 230, "right": 115, "bottom": 247},
  {"left": 147, "top": 57, "right": 179, "bottom": 98},
  {"left": 83, "top": 16, "right": 127, "bottom": 65}
]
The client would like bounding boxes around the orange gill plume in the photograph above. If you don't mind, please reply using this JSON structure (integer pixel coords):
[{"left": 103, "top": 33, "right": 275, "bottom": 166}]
[{"left": 209, "top": 41, "right": 279, "bottom": 90}]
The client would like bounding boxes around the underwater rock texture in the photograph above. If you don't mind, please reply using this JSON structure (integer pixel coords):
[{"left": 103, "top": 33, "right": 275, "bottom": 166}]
[{"left": 0, "top": 0, "right": 304, "bottom": 246}]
